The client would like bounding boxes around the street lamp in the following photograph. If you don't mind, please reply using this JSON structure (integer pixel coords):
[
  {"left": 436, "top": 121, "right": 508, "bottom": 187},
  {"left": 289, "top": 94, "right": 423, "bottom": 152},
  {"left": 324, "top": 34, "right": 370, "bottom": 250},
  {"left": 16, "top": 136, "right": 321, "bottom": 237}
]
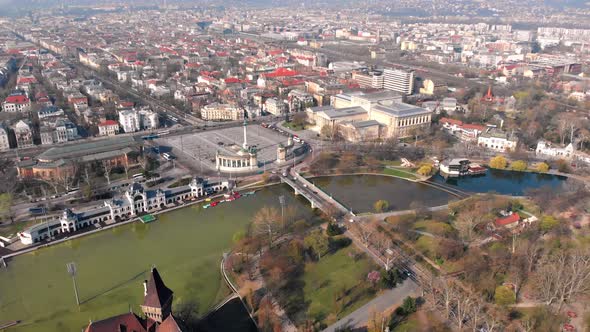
[{"left": 66, "top": 262, "right": 80, "bottom": 306}]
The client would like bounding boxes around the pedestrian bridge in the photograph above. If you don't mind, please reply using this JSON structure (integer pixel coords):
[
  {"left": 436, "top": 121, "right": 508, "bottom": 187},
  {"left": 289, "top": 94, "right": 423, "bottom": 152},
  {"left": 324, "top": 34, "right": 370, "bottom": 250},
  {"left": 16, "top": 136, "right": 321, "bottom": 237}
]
[{"left": 281, "top": 173, "right": 351, "bottom": 217}]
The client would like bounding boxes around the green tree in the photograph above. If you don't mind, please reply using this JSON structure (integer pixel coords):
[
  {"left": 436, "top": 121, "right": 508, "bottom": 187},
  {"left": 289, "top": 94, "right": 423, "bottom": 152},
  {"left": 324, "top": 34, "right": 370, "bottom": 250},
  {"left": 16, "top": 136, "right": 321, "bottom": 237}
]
[
  {"left": 304, "top": 230, "right": 329, "bottom": 260},
  {"left": 400, "top": 296, "right": 417, "bottom": 314},
  {"left": 511, "top": 160, "right": 528, "bottom": 171},
  {"left": 539, "top": 215, "right": 559, "bottom": 233},
  {"left": 417, "top": 164, "right": 433, "bottom": 176},
  {"left": 374, "top": 200, "right": 390, "bottom": 213},
  {"left": 380, "top": 269, "right": 401, "bottom": 288},
  {"left": 494, "top": 285, "right": 516, "bottom": 306},
  {"left": 536, "top": 162, "right": 550, "bottom": 173},
  {"left": 489, "top": 155, "right": 508, "bottom": 169}
]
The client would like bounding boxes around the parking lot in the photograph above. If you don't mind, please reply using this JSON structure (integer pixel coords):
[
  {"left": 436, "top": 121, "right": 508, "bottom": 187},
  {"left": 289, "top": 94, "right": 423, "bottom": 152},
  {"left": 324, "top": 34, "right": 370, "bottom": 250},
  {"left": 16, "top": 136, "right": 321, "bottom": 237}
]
[{"left": 159, "top": 124, "right": 300, "bottom": 172}]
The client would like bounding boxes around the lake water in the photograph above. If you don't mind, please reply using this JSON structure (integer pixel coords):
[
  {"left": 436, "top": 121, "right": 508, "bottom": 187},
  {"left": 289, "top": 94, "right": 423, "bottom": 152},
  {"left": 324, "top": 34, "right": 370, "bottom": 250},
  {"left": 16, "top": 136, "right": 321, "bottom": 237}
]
[
  {"left": 312, "top": 175, "right": 454, "bottom": 213},
  {"left": 0, "top": 171, "right": 569, "bottom": 331},
  {"left": 0, "top": 185, "right": 314, "bottom": 332},
  {"left": 431, "top": 169, "right": 568, "bottom": 196}
]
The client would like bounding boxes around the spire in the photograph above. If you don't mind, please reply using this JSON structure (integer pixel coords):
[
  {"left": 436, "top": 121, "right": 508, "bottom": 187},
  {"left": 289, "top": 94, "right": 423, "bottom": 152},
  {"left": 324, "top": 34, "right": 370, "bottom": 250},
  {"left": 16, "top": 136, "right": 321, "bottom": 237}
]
[{"left": 486, "top": 85, "right": 493, "bottom": 99}]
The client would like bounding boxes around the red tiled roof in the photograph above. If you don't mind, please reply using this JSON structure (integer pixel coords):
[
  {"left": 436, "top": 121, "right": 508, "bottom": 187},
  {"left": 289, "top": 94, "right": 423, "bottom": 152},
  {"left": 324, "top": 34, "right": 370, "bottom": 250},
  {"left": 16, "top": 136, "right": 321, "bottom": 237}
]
[
  {"left": 495, "top": 213, "right": 520, "bottom": 227},
  {"left": 462, "top": 124, "right": 486, "bottom": 131},
  {"left": 98, "top": 120, "right": 119, "bottom": 127},
  {"left": 4, "top": 95, "right": 30, "bottom": 104},
  {"left": 224, "top": 77, "right": 240, "bottom": 84},
  {"left": 84, "top": 312, "right": 147, "bottom": 332},
  {"left": 264, "top": 67, "right": 299, "bottom": 78},
  {"left": 157, "top": 314, "right": 183, "bottom": 332},
  {"left": 440, "top": 117, "right": 463, "bottom": 126}
]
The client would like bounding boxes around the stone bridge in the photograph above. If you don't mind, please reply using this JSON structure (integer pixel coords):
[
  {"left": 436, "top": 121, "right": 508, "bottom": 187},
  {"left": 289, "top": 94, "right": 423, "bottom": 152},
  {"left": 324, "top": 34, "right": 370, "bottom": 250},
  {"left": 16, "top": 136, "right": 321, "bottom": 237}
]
[{"left": 281, "top": 171, "right": 351, "bottom": 217}]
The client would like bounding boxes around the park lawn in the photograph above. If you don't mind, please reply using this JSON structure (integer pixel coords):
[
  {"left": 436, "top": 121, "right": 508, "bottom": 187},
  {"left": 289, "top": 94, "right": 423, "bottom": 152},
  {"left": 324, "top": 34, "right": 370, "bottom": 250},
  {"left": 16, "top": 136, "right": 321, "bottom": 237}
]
[
  {"left": 382, "top": 168, "right": 418, "bottom": 180},
  {"left": 392, "top": 316, "right": 420, "bottom": 332},
  {"left": 413, "top": 220, "right": 455, "bottom": 237},
  {"left": 303, "top": 245, "right": 377, "bottom": 325},
  {"left": 381, "top": 160, "right": 402, "bottom": 167}
]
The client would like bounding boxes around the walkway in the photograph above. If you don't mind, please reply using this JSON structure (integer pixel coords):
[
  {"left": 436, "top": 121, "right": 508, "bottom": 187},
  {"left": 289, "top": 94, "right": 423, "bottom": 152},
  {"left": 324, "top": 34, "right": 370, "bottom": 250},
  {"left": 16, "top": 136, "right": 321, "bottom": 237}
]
[{"left": 323, "top": 279, "right": 420, "bottom": 332}]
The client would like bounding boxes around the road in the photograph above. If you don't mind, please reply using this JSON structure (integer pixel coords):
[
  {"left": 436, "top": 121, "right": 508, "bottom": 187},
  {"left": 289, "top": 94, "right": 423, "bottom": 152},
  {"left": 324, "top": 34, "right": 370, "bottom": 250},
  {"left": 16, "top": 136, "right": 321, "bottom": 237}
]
[{"left": 323, "top": 279, "right": 420, "bottom": 332}]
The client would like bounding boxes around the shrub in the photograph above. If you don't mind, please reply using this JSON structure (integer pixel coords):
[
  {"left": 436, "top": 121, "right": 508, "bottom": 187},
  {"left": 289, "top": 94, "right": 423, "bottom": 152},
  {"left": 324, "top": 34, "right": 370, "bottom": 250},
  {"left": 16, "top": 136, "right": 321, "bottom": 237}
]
[
  {"left": 326, "top": 222, "right": 343, "bottom": 236},
  {"left": 417, "top": 164, "right": 433, "bottom": 176},
  {"left": 539, "top": 215, "right": 559, "bottom": 233},
  {"left": 536, "top": 162, "right": 550, "bottom": 173},
  {"left": 374, "top": 199, "right": 390, "bottom": 213},
  {"left": 489, "top": 155, "right": 508, "bottom": 169},
  {"left": 510, "top": 160, "right": 528, "bottom": 171},
  {"left": 494, "top": 285, "right": 516, "bottom": 306}
]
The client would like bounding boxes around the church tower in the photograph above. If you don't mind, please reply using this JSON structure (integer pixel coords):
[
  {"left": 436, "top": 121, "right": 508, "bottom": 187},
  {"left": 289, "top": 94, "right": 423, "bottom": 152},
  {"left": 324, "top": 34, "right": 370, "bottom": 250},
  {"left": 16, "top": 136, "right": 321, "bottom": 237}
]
[{"left": 140, "top": 267, "right": 174, "bottom": 323}]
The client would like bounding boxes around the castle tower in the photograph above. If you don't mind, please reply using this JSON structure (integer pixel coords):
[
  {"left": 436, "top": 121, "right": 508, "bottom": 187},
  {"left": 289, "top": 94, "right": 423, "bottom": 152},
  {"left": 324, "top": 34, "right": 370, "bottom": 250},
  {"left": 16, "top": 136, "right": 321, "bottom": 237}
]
[{"left": 140, "top": 267, "right": 173, "bottom": 323}]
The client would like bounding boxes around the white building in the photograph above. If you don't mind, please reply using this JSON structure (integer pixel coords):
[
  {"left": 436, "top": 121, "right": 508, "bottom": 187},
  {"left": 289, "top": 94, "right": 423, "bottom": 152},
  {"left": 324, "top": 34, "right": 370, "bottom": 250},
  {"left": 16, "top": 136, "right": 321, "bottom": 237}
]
[
  {"left": 18, "top": 178, "right": 232, "bottom": 245},
  {"left": 2, "top": 93, "right": 31, "bottom": 112},
  {"left": 383, "top": 68, "right": 414, "bottom": 95},
  {"left": 201, "top": 103, "right": 244, "bottom": 121},
  {"left": 39, "top": 119, "right": 78, "bottom": 145},
  {"left": 0, "top": 124, "right": 10, "bottom": 151},
  {"left": 477, "top": 129, "right": 518, "bottom": 152},
  {"left": 352, "top": 71, "right": 385, "bottom": 89},
  {"left": 535, "top": 140, "right": 574, "bottom": 159},
  {"left": 118, "top": 109, "right": 159, "bottom": 133},
  {"left": 98, "top": 120, "right": 120, "bottom": 137},
  {"left": 265, "top": 98, "right": 287, "bottom": 115},
  {"left": 13, "top": 120, "right": 34, "bottom": 148}
]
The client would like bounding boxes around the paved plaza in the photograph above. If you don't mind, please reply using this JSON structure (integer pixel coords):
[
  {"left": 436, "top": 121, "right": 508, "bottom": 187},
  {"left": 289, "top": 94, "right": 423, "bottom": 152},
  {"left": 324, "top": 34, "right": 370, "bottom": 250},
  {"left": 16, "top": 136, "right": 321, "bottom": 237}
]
[{"left": 159, "top": 125, "right": 295, "bottom": 172}]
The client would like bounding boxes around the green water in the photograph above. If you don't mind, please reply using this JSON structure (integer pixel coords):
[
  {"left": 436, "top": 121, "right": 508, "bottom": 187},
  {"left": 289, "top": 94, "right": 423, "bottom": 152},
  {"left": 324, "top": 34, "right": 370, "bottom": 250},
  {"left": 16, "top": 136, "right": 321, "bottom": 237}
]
[{"left": 0, "top": 185, "right": 313, "bottom": 332}]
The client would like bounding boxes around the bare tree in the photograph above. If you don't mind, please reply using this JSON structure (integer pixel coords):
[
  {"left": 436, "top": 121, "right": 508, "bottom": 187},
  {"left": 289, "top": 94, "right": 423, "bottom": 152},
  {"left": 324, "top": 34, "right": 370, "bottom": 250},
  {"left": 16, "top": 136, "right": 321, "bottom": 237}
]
[
  {"left": 351, "top": 221, "right": 374, "bottom": 247},
  {"left": 451, "top": 293, "right": 472, "bottom": 330},
  {"left": 102, "top": 160, "right": 114, "bottom": 185},
  {"left": 252, "top": 206, "right": 281, "bottom": 249},
  {"left": 453, "top": 209, "right": 484, "bottom": 244},
  {"left": 534, "top": 250, "right": 590, "bottom": 311}
]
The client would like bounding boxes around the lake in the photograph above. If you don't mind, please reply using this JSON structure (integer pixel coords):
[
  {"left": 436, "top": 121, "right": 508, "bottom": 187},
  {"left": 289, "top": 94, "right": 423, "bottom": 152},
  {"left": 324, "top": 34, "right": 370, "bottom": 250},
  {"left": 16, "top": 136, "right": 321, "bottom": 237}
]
[
  {"left": 0, "top": 185, "right": 313, "bottom": 332},
  {"left": 431, "top": 169, "right": 568, "bottom": 196}
]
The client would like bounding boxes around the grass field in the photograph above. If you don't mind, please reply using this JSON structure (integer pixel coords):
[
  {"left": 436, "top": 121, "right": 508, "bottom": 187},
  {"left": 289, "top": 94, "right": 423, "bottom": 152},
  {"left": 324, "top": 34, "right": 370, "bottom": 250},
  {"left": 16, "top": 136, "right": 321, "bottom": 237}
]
[
  {"left": 303, "top": 245, "right": 377, "bottom": 325},
  {"left": 382, "top": 168, "right": 418, "bottom": 180}
]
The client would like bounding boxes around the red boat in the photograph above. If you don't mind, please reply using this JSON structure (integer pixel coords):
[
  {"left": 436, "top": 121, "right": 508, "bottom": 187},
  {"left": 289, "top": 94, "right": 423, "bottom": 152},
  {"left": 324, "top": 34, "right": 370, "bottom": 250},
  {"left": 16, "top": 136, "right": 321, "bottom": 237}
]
[{"left": 210, "top": 201, "right": 219, "bottom": 207}]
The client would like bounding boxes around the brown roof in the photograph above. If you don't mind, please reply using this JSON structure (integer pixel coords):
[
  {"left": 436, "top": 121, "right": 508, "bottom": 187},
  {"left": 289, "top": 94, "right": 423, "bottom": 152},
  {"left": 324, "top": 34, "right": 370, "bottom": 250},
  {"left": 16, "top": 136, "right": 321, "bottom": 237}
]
[
  {"left": 84, "top": 312, "right": 147, "bottom": 332},
  {"left": 157, "top": 314, "right": 183, "bottom": 332},
  {"left": 143, "top": 268, "right": 173, "bottom": 309}
]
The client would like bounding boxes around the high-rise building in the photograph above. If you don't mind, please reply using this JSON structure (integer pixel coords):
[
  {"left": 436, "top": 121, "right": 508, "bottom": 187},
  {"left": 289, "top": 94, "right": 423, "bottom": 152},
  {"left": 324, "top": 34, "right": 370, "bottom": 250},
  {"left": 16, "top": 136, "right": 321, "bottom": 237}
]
[{"left": 383, "top": 68, "right": 414, "bottom": 95}]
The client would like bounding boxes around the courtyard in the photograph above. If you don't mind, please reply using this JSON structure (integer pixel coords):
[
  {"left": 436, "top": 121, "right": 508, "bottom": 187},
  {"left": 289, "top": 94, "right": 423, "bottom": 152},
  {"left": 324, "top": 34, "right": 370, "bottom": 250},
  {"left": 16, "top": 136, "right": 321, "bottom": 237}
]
[{"left": 159, "top": 125, "right": 298, "bottom": 173}]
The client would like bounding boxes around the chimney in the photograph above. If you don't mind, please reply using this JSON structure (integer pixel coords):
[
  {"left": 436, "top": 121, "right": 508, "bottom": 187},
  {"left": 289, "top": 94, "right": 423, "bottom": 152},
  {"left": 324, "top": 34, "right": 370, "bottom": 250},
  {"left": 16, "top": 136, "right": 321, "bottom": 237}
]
[{"left": 143, "top": 280, "right": 148, "bottom": 296}]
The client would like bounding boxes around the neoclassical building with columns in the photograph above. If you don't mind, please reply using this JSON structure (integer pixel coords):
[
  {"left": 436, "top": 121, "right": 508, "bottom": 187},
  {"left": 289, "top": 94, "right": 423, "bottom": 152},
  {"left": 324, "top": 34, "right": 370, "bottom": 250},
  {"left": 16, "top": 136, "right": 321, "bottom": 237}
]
[{"left": 306, "top": 90, "right": 432, "bottom": 142}]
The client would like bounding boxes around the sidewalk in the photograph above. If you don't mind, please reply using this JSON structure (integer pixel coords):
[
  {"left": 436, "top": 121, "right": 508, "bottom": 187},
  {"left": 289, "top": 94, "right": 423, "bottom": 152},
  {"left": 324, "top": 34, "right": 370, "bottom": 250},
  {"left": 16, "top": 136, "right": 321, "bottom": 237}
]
[{"left": 323, "top": 279, "right": 420, "bottom": 332}]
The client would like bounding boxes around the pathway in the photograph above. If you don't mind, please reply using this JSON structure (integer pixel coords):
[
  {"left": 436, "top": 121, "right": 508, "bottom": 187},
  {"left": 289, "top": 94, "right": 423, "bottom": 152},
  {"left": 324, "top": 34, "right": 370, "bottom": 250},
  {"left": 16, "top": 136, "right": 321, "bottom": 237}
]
[{"left": 323, "top": 279, "right": 420, "bottom": 332}]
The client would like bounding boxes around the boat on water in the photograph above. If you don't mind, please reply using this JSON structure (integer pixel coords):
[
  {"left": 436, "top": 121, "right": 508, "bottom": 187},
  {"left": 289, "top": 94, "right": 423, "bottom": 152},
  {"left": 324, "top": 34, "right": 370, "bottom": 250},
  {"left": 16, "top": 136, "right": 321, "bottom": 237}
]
[
  {"left": 203, "top": 191, "right": 254, "bottom": 209},
  {"left": 205, "top": 198, "right": 212, "bottom": 202}
]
